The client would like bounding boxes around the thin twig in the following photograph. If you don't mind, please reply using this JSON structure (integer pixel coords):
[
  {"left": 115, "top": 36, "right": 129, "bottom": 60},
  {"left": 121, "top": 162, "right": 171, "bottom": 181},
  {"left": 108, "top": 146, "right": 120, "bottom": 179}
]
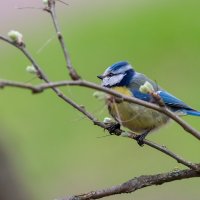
[
  {"left": 47, "top": 0, "right": 80, "bottom": 80},
  {"left": 56, "top": 0, "right": 69, "bottom": 6},
  {"left": 0, "top": 35, "right": 99, "bottom": 130},
  {"left": 1, "top": 2, "right": 200, "bottom": 199},
  {"left": 0, "top": 76, "right": 196, "bottom": 168},
  {"left": 0, "top": 77, "right": 200, "bottom": 141},
  {"left": 58, "top": 166, "right": 200, "bottom": 200},
  {"left": 120, "top": 131, "right": 197, "bottom": 170},
  {"left": 17, "top": 6, "right": 44, "bottom": 10}
]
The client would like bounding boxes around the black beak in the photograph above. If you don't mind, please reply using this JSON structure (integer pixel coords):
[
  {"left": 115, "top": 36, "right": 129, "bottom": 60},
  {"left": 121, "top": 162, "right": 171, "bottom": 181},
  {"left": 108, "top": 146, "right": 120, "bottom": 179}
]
[{"left": 97, "top": 75, "right": 103, "bottom": 80}]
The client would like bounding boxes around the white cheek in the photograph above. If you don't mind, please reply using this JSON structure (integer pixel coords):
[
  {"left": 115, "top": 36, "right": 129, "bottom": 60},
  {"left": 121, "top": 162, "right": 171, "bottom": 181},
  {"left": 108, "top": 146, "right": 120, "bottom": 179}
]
[{"left": 102, "top": 74, "right": 125, "bottom": 87}]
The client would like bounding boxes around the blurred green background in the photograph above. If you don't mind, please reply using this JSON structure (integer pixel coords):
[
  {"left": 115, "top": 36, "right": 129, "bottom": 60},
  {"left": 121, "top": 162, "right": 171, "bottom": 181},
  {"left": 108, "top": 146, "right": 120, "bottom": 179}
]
[{"left": 1, "top": 0, "right": 200, "bottom": 199}]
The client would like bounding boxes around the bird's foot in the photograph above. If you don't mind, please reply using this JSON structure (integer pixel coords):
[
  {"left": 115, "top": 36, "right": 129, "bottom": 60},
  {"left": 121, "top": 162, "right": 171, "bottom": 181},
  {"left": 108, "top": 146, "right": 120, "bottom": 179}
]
[
  {"left": 107, "top": 123, "right": 121, "bottom": 135},
  {"left": 135, "top": 134, "right": 146, "bottom": 146},
  {"left": 135, "top": 130, "right": 151, "bottom": 146}
]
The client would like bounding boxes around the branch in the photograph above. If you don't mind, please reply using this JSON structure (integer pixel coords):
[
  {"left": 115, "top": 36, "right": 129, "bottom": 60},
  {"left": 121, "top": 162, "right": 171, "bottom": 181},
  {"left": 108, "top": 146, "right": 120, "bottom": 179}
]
[
  {"left": 1, "top": 2, "right": 200, "bottom": 199},
  {"left": 0, "top": 78, "right": 200, "bottom": 141},
  {"left": 120, "top": 131, "right": 197, "bottom": 170},
  {"left": 45, "top": 0, "right": 80, "bottom": 80},
  {"left": 0, "top": 35, "right": 102, "bottom": 132},
  {"left": 58, "top": 166, "right": 200, "bottom": 200},
  {"left": 0, "top": 78, "right": 197, "bottom": 169}
]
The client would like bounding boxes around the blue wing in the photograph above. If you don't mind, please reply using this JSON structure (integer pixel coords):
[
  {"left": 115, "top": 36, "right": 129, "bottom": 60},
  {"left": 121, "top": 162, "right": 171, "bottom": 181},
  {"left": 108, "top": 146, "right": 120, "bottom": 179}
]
[
  {"left": 131, "top": 89, "right": 200, "bottom": 116},
  {"left": 132, "top": 89, "right": 152, "bottom": 102},
  {"left": 157, "top": 91, "right": 192, "bottom": 109},
  {"left": 157, "top": 91, "right": 200, "bottom": 116}
]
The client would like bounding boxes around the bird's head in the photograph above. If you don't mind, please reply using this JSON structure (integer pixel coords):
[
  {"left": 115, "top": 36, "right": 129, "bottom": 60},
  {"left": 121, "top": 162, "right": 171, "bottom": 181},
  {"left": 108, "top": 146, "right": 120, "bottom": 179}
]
[{"left": 97, "top": 61, "right": 135, "bottom": 88}]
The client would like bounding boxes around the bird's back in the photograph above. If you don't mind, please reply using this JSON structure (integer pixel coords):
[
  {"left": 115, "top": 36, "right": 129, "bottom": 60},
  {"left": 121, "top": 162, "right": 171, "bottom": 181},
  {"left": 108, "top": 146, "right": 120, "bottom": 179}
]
[{"left": 129, "top": 72, "right": 162, "bottom": 91}]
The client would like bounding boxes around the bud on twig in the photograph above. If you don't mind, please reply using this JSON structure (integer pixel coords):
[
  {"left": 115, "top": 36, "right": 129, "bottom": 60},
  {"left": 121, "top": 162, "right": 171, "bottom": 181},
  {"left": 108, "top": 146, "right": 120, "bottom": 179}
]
[
  {"left": 8, "top": 30, "right": 23, "bottom": 45},
  {"left": 26, "top": 65, "right": 37, "bottom": 74},
  {"left": 139, "top": 81, "right": 154, "bottom": 94},
  {"left": 139, "top": 81, "right": 165, "bottom": 106},
  {"left": 93, "top": 91, "right": 106, "bottom": 100},
  {"left": 103, "top": 117, "right": 113, "bottom": 124},
  {"left": 42, "top": 0, "right": 49, "bottom": 4}
]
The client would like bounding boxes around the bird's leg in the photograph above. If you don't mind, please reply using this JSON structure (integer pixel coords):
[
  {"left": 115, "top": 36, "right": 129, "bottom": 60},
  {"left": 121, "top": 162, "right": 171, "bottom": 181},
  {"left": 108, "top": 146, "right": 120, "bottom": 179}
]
[
  {"left": 107, "top": 123, "right": 121, "bottom": 135},
  {"left": 135, "top": 129, "right": 151, "bottom": 146}
]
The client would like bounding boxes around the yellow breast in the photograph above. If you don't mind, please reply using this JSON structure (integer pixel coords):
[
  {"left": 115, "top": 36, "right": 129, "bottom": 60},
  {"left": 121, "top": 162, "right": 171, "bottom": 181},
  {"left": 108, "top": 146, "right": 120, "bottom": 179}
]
[
  {"left": 107, "top": 87, "right": 169, "bottom": 134},
  {"left": 112, "top": 86, "right": 133, "bottom": 96}
]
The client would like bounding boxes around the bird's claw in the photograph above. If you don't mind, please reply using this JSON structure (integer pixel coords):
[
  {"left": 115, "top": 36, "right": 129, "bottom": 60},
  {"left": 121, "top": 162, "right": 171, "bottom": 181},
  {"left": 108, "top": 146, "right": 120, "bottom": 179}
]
[
  {"left": 135, "top": 135, "right": 145, "bottom": 146},
  {"left": 135, "top": 129, "right": 151, "bottom": 146},
  {"left": 107, "top": 123, "right": 121, "bottom": 135}
]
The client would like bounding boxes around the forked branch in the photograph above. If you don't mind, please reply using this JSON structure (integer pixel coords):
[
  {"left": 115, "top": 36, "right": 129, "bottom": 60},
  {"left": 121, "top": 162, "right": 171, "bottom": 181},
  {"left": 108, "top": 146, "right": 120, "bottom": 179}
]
[
  {"left": 0, "top": 77, "right": 200, "bottom": 141},
  {"left": 0, "top": 1, "right": 200, "bottom": 200}
]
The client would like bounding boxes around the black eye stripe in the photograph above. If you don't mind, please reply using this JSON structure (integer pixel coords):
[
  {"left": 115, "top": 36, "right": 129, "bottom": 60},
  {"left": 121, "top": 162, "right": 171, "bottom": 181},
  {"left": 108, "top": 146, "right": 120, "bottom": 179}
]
[
  {"left": 107, "top": 72, "right": 121, "bottom": 77},
  {"left": 107, "top": 73, "right": 113, "bottom": 77}
]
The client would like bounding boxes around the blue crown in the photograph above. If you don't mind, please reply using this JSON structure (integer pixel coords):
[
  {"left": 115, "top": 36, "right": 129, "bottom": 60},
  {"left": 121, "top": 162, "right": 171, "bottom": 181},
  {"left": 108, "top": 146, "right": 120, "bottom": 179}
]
[{"left": 109, "top": 61, "right": 129, "bottom": 71}]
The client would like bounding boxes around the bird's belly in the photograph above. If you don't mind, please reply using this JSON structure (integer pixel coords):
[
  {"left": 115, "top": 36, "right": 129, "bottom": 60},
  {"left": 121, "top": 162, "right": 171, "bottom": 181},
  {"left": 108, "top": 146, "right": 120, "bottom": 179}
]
[{"left": 107, "top": 87, "right": 169, "bottom": 134}]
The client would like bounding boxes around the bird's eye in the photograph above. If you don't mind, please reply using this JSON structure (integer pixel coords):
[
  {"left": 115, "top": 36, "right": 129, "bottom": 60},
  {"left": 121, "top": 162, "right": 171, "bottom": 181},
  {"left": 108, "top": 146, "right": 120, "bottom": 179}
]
[{"left": 107, "top": 73, "right": 114, "bottom": 77}]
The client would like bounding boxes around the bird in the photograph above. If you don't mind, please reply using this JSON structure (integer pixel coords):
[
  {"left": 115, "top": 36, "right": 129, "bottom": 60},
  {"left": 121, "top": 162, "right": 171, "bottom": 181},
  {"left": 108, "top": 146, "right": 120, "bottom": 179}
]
[{"left": 97, "top": 61, "right": 200, "bottom": 145}]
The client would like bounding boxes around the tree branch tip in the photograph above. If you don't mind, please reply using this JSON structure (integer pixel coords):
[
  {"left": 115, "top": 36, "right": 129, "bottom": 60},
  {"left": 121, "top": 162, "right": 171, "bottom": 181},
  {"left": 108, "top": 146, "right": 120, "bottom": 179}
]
[{"left": 56, "top": 0, "right": 69, "bottom": 6}]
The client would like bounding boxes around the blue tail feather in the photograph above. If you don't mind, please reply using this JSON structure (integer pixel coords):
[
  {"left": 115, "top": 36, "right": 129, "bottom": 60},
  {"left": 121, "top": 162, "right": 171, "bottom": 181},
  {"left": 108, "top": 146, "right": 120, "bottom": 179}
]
[{"left": 184, "top": 110, "right": 200, "bottom": 116}]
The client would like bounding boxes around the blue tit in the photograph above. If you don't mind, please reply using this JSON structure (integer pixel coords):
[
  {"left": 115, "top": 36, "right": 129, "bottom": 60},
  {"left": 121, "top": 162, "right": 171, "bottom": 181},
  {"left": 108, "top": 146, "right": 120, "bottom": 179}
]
[{"left": 97, "top": 61, "right": 200, "bottom": 145}]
